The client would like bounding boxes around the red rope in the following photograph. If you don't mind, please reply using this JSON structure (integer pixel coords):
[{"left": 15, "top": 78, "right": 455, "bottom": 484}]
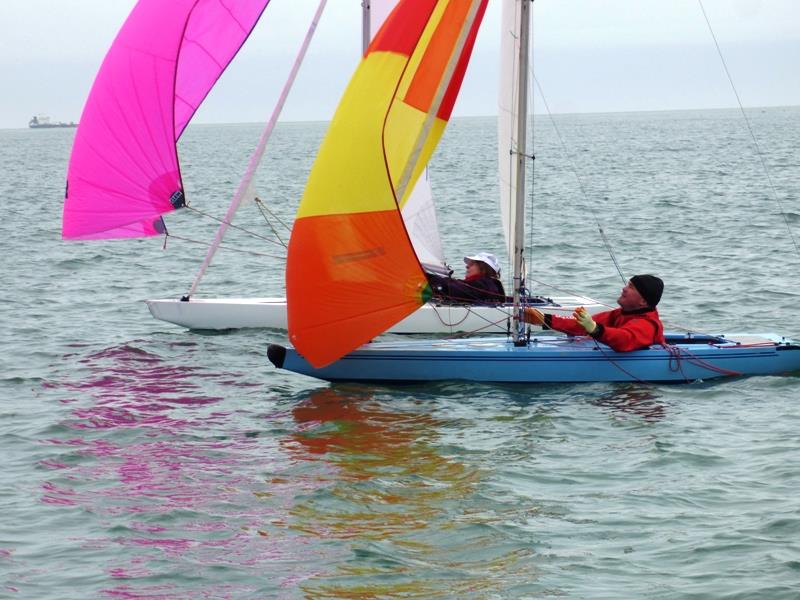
[
  {"left": 588, "top": 339, "right": 744, "bottom": 383},
  {"left": 666, "top": 344, "right": 743, "bottom": 378}
]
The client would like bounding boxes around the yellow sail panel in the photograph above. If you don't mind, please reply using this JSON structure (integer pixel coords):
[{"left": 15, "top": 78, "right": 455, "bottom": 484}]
[
  {"left": 296, "top": 53, "right": 416, "bottom": 219},
  {"left": 287, "top": 0, "right": 487, "bottom": 368},
  {"left": 296, "top": 59, "right": 447, "bottom": 218}
]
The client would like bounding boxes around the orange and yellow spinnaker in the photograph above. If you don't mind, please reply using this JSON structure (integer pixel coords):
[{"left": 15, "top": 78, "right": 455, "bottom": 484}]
[{"left": 286, "top": 0, "right": 488, "bottom": 367}]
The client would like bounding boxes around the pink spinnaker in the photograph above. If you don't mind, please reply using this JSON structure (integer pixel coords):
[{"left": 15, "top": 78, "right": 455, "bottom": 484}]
[{"left": 63, "top": 0, "right": 272, "bottom": 240}]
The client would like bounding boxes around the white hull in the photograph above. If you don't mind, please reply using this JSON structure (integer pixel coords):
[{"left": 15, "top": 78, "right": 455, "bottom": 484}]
[{"left": 146, "top": 296, "right": 606, "bottom": 334}]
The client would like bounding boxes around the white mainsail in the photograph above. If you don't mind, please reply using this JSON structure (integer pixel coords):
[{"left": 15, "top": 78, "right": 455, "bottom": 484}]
[{"left": 498, "top": 0, "right": 524, "bottom": 276}]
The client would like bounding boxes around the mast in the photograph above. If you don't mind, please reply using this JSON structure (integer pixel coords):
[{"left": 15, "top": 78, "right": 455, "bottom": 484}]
[
  {"left": 362, "top": 1, "right": 370, "bottom": 55},
  {"left": 512, "top": 0, "right": 530, "bottom": 345}
]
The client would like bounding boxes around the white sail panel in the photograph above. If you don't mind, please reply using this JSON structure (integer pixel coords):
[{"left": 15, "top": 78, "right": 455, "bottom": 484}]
[
  {"left": 399, "top": 168, "right": 446, "bottom": 272},
  {"left": 498, "top": 0, "right": 522, "bottom": 272}
]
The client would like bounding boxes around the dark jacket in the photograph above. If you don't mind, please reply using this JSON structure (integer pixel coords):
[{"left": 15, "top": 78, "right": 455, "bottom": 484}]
[
  {"left": 426, "top": 272, "right": 507, "bottom": 304},
  {"left": 544, "top": 306, "right": 665, "bottom": 352}
]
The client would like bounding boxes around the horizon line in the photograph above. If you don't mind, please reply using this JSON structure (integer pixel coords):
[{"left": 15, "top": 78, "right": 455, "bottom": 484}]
[{"left": 4, "top": 103, "right": 798, "bottom": 131}]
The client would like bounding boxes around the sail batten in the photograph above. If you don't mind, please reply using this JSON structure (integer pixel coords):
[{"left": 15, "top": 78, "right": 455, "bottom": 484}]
[
  {"left": 287, "top": 0, "right": 488, "bottom": 368},
  {"left": 63, "top": 0, "right": 271, "bottom": 241}
]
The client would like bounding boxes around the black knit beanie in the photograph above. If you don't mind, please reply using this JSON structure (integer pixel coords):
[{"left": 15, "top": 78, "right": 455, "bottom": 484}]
[{"left": 630, "top": 274, "right": 663, "bottom": 307}]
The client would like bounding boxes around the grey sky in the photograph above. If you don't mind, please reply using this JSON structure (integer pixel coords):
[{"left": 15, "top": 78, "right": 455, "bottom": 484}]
[{"left": 1, "top": 0, "right": 798, "bottom": 129}]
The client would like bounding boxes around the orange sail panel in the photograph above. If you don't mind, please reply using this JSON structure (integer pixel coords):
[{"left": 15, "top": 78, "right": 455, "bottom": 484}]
[{"left": 287, "top": 0, "right": 487, "bottom": 368}]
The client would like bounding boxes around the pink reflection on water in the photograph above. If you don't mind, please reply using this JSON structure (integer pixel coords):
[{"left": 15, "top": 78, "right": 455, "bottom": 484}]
[
  {"left": 130, "top": 522, "right": 167, "bottom": 534},
  {"left": 49, "top": 343, "right": 230, "bottom": 431},
  {"left": 41, "top": 481, "right": 78, "bottom": 506},
  {"left": 43, "top": 437, "right": 258, "bottom": 515},
  {"left": 41, "top": 342, "right": 328, "bottom": 595},
  {"left": 101, "top": 583, "right": 255, "bottom": 599},
  {"left": 101, "top": 584, "right": 178, "bottom": 599},
  {"left": 108, "top": 561, "right": 152, "bottom": 580},
  {"left": 123, "top": 536, "right": 193, "bottom": 553}
]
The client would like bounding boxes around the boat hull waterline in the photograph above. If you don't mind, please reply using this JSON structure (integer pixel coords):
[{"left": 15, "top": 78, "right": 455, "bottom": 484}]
[
  {"left": 267, "top": 333, "right": 800, "bottom": 383},
  {"left": 146, "top": 296, "right": 605, "bottom": 333}
]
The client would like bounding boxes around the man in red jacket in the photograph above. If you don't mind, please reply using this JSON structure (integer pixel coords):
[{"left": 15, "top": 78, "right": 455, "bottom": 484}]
[{"left": 522, "top": 274, "right": 665, "bottom": 352}]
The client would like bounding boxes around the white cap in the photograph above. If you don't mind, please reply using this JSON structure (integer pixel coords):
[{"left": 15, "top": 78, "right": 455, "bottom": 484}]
[{"left": 464, "top": 252, "right": 500, "bottom": 274}]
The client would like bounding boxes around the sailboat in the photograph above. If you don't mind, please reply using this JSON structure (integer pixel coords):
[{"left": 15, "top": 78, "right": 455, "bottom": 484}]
[
  {"left": 267, "top": 0, "right": 800, "bottom": 383},
  {"left": 61, "top": 0, "right": 599, "bottom": 335},
  {"left": 139, "top": 0, "right": 604, "bottom": 334}
]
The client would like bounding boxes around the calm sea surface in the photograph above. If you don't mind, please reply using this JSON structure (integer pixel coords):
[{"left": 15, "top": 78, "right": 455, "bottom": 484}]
[{"left": 2, "top": 108, "right": 800, "bottom": 598}]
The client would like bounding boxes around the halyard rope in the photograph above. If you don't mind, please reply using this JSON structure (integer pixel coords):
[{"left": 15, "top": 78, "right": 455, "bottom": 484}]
[
  {"left": 532, "top": 75, "right": 628, "bottom": 284},
  {"left": 697, "top": 0, "right": 800, "bottom": 257}
]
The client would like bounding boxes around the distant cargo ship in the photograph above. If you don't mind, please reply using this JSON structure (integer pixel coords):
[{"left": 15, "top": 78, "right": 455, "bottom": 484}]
[{"left": 29, "top": 115, "right": 77, "bottom": 129}]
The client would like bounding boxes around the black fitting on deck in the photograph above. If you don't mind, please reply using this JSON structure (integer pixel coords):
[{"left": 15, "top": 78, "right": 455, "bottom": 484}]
[{"left": 267, "top": 344, "right": 286, "bottom": 369}]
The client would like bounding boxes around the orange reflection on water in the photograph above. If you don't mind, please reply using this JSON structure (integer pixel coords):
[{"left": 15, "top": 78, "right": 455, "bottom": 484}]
[{"left": 273, "top": 388, "right": 523, "bottom": 598}]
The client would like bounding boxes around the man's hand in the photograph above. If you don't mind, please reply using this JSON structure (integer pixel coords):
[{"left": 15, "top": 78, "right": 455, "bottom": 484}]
[
  {"left": 573, "top": 306, "right": 597, "bottom": 334},
  {"left": 522, "top": 307, "right": 545, "bottom": 325}
]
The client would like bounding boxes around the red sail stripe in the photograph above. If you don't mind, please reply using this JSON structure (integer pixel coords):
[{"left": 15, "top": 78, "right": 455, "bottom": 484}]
[
  {"left": 436, "top": 0, "right": 487, "bottom": 120},
  {"left": 368, "top": 0, "right": 437, "bottom": 56},
  {"left": 404, "top": 0, "right": 473, "bottom": 116}
]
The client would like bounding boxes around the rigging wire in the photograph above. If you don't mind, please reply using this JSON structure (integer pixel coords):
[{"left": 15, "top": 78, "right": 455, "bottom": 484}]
[
  {"left": 184, "top": 205, "right": 288, "bottom": 249},
  {"left": 165, "top": 233, "right": 287, "bottom": 261},
  {"left": 253, "top": 198, "right": 289, "bottom": 248},
  {"left": 532, "top": 75, "right": 627, "bottom": 284},
  {"left": 255, "top": 198, "right": 292, "bottom": 235},
  {"left": 527, "top": 61, "right": 535, "bottom": 271},
  {"left": 697, "top": 0, "right": 800, "bottom": 257},
  {"left": 524, "top": 274, "right": 614, "bottom": 309}
]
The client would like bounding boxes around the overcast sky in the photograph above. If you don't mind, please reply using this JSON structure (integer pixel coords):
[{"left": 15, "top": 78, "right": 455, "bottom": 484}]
[{"left": 1, "top": 0, "right": 798, "bottom": 129}]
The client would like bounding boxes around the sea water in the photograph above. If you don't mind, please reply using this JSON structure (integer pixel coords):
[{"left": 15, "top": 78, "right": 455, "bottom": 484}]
[{"left": 1, "top": 108, "right": 799, "bottom": 598}]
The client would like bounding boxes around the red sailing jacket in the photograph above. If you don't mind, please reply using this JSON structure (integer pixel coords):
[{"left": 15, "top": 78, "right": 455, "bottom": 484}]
[{"left": 545, "top": 307, "right": 665, "bottom": 352}]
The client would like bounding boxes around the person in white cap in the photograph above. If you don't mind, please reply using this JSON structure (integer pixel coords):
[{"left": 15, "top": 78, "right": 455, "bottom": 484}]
[{"left": 425, "top": 252, "right": 506, "bottom": 303}]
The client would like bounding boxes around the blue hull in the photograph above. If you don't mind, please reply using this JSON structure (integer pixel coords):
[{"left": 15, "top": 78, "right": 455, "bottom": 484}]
[{"left": 268, "top": 333, "right": 800, "bottom": 383}]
